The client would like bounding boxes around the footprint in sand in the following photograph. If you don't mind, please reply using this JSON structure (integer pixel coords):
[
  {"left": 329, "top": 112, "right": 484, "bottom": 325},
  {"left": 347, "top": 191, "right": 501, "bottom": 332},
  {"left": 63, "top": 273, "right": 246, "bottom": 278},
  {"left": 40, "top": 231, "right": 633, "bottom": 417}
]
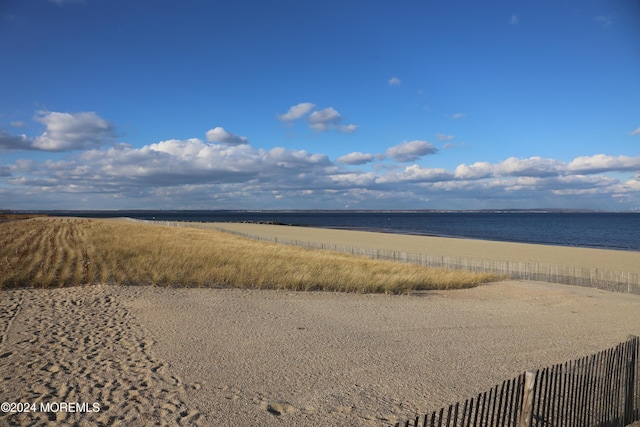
[{"left": 265, "top": 401, "right": 296, "bottom": 416}]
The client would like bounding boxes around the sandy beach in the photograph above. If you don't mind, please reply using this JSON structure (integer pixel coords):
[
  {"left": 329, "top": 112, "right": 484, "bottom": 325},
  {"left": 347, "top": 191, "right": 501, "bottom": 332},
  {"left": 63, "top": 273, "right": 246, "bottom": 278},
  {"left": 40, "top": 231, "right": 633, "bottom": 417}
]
[
  {"left": 1, "top": 225, "right": 639, "bottom": 426},
  {"left": 209, "top": 222, "right": 640, "bottom": 274}
]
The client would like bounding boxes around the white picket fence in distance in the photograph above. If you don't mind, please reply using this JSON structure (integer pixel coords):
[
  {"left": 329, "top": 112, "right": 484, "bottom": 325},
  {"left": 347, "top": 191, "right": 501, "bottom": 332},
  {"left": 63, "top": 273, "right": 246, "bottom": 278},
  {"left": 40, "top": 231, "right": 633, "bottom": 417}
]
[{"left": 137, "top": 220, "right": 640, "bottom": 295}]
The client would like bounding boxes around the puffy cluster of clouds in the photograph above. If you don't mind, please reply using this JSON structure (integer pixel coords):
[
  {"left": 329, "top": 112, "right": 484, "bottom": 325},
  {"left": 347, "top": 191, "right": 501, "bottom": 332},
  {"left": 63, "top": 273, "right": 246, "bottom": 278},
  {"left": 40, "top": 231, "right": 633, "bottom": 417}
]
[
  {"left": 1, "top": 110, "right": 639, "bottom": 210},
  {"left": 336, "top": 152, "right": 375, "bottom": 165},
  {"left": 278, "top": 102, "right": 358, "bottom": 133},
  {"left": 0, "top": 111, "right": 115, "bottom": 151},
  {"left": 452, "top": 155, "right": 640, "bottom": 181},
  {"left": 205, "top": 127, "right": 248, "bottom": 145},
  {"left": 385, "top": 140, "right": 438, "bottom": 162},
  {"left": 337, "top": 140, "right": 438, "bottom": 164},
  {"left": 277, "top": 102, "right": 315, "bottom": 121}
]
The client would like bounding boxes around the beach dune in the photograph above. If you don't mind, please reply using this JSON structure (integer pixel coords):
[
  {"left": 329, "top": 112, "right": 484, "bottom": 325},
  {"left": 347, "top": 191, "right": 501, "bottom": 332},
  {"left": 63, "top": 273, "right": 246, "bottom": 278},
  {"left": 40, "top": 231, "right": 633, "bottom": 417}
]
[
  {"left": 209, "top": 222, "right": 640, "bottom": 274},
  {"left": 1, "top": 224, "right": 639, "bottom": 426}
]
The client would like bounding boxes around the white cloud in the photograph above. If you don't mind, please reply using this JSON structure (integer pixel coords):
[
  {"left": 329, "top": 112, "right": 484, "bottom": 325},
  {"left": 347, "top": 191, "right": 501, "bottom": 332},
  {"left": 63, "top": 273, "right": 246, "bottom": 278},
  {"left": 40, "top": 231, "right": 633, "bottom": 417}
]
[
  {"left": 337, "top": 152, "right": 374, "bottom": 165},
  {"left": 510, "top": 15, "right": 519, "bottom": 25},
  {"left": 2, "top": 115, "right": 639, "bottom": 209},
  {"left": 308, "top": 107, "right": 342, "bottom": 132},
  {"left": 338, "top": 124, "right": 358, "bottom": 133},
  {"left": 329, "top": 172, "right": 377, "bottom": 187},
  {"left": 278, "top": 102, "right": 316, "bottom": 121},
  {"left": 497, "top": 156, "right": 563, "bottom": 177},
  {"left": 388, "top": 77, "right": 401, "bottom": 86},
  {"left": 67, "top": 138, "right": 332, "bottom": 189},
  {"left": 436, "top": 133, "right": 455, "bottom": 141},
  {"left": 205, "top": 127, "right": 249, "bottom": 145},
  {"left": 567, "top": 154, "right": 640, "bottom": 174},
  {"left": 307, "top": 107, "right": 357, "bottom": 133},
  {"left": 264, "top": 146, "right": 330, "bottom": 169},
  {"left": 451, "top": 113, "right": 465, "bottom": 119},
  {"left": 385, "top": 140, "right": 438, "bottom": 162},
  {"left": 10, "top": 121, "right": 27, "bottom": 128},
  {"left": 32, "top": 111, "right": 115, "bottom": 151},
  {"left": 378, "top": 165, "right": 453, "bottom": 183},
  {"left": 278, "top": 103, "right": 357, "bottom": 133},
  {"left": 454, "top": 155, "right": 640, "bottom": 181},
  {"left": 454, "top": 161, "right": 493, "bottom": 179},
  {"left": 631, "top": 127, "right": 640, "bottom": 136},
  {"left": 455, "top": 157, "right": 565, "bottom": 179}
]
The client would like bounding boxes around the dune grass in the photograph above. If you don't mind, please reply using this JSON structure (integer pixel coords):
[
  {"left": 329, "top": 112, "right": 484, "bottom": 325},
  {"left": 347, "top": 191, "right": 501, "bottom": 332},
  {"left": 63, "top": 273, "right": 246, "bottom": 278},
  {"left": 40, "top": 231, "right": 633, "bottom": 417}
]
[{"left": 0, "top": 217, "right": 502, "bottom": 293}]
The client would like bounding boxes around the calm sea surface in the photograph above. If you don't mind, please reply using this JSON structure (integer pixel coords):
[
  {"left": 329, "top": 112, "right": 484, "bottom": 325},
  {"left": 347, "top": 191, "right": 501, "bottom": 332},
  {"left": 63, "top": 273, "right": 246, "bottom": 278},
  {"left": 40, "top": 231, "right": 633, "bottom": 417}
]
[{"left": 54, "top": 211, "right": 640, "bottom": 251}]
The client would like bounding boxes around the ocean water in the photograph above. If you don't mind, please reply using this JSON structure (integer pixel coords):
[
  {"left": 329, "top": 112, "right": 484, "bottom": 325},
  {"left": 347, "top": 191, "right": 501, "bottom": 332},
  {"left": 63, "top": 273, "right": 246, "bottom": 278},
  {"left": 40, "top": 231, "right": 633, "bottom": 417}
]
[{"left": 53, "top": 211, "right": 640, "bottom": 251}]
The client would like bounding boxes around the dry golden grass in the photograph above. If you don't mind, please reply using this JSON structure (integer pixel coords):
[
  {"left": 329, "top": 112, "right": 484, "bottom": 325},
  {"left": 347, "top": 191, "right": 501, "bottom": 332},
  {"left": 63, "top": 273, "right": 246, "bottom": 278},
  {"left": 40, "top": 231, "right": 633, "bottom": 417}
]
[{"left": 0, "top": 218, "right": 502, "bottom": 293}]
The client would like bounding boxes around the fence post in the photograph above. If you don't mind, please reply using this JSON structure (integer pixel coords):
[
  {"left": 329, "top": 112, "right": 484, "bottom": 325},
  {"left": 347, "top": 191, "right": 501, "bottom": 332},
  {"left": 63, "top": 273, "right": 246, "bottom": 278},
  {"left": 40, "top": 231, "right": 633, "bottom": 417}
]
[{"left": 518, "top": 370, "right": 536, "bottom": 427}]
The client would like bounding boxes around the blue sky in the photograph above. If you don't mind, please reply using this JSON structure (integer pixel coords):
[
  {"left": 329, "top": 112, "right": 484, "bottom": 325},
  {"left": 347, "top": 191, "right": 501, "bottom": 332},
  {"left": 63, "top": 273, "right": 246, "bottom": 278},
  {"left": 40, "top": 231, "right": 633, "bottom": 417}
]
[{"left": 1, "top": 0, "right": 639, "bottom": 210}]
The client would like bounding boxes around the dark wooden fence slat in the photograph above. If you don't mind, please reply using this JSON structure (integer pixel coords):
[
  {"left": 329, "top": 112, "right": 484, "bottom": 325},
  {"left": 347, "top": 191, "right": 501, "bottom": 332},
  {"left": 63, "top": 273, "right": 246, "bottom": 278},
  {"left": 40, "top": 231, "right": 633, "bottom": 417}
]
[
  {"left": 616, "top": 341, "right": 629, "bottom": 427},
  {"left": 513, "top": 373, "right": 524, "bottom": 427},
  {"left": 472, "top": 395, "right": 480, "bottom": 427},
  {"left": 533, "top": 368, "right": 545, "bottom": 427},
  {"left": 489, "top": 384, "right": 498, "bottom": 426},
  {"left": 569, "top": 358, "right": 580, "bottom": 427},
  {"left": 612, "top": 344, "right": 624, "bottom": 424},
  {"left": 459, "top": 399, "right": 468, "bottom": 427},
  {"left": 500, "top": 381, "right": 509, "bottom": 427},
  {"left": 597, "top": 347, "right": 611, "bottom": 425},
  {"left": 625, "top": 337, "right": 637, "bottom": 425},
  {"left": 484, "top": 388, "right": 493, "bottom": 426},
  {"left": 502, "top": 379, "right": 511, "bottom": 427},
  {"left": 543, "top": 365, "right": 554, "bottom": 426},
  {"left": 603, "top": 346, "right": 617, "bottom": 424},
  {"left": 579, "top": 354, "right": 591, "bottom": 427},
  {"left": 437, "top": 407, "right": 444, "bottom": 427},
  {"left": 591, "top": 350, "right": 602, "bottom": 425},
  {"left": 634, "top": 337, "right": 640, "bottom": 423},
  {"left": 605, "top": 346, "right": 617, "bottom": 425},
  {"left": 430, "top": 410, "right": 437, "bottom": 427},
  {"left": 584, "top": 354, "right": 596, "bottom": 427},
  {"left": 452, "top": 402, "right": 459, "bottom": 427},
  {"left": 596, "top": 347, "right": 608, "bottom": 425},
  {"left": 392, "top": 337, "right": 640, "bottom": 427},
  {"left": 510, "top": 377, "right": 518, "bottom": 427},
  {"left": 559, "top": 361, "right": 569, "bottom": 427},
  {"left": 477, "top": 391, "right": 486, "bottom": 427},
  {"left": 551, "top": 363, "right": 560, "bottom": 427},
  {"left": 589, "top": 354, "right": 600, "bottom": 424}
]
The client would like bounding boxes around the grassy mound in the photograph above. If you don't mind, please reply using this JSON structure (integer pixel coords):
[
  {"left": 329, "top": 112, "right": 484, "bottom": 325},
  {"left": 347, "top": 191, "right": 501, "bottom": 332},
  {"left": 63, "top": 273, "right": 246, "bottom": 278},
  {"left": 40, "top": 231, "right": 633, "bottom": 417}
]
[{"left": 0, "top": 218, "right": 502, "bottom": 293}]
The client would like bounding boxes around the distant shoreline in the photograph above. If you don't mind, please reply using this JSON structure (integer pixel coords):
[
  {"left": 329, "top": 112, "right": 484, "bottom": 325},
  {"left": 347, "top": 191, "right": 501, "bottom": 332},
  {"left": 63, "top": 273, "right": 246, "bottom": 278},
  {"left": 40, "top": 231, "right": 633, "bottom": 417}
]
[
  {"left": 300, "top": 223, "right": 640, "bottom": 252},
  {"left": 7, "top": 208, "right": 640, "bottom": 214},
  {"left": 208, "top": 222, "right": 640, "bottom": 275},
  {"left": 5, "top": 210, "right": 639, "bottom": 251}
]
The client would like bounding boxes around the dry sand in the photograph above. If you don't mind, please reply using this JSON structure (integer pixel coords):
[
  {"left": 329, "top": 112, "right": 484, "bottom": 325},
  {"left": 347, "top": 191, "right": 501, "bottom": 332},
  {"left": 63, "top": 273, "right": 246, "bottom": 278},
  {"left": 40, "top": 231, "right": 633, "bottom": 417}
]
[
  {"left": 0, "top": 285, "right": 202, "bottom": 427},
  {"left": 209, "top": 222, "right": 640, "bottom": 274},
  {"left": 1, "top": 226, "right": 639, "bottom": 426}
]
